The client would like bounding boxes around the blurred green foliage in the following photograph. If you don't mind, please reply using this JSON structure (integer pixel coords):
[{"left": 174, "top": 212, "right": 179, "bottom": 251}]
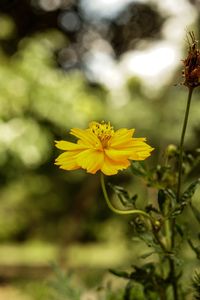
[
  {"left": 0, "top": 18, "right": 107, "bottom": 242},
  {"left": 0, "top": 9, "right": 199, "bottom": 245},
  {"left": 0, "top": 1, "right": 199, "bottom": 299},
  {"left": 0, "top": 0, "right": 199, "bottom": 275}
]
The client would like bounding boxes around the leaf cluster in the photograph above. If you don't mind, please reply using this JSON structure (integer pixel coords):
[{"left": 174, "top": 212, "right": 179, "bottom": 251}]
[
  {"left": 110, "top": 264, "right": 167, "bottom": 300},
  {"left": 109, "top": 152, "right": 200, "bottom": 299},
  {"left": 108, "top": 183, "right": 138, "bottom": 208},
  {"left": 48, "top": 264, "right": 81, "bottom": 300},
  {"left": 192, "top": 272, "right": 200, "bottom": 300}
]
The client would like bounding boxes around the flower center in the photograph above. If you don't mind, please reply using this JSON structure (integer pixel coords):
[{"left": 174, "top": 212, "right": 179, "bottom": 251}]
[{"left": 89, "top": 121, "right": 114, "bottom": 147}]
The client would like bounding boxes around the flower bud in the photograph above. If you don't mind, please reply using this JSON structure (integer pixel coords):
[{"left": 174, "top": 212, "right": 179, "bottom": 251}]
[
  {"left": 166, "top": 144, "right": 177, "bottom": 157},
  {"left": 153, "top": 219, "right": 162, "bottom": 232}
]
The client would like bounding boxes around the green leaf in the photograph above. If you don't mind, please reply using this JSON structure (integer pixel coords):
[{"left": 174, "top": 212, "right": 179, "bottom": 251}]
[
  {"left": 165, "top": 188, "right": 176, "bottom": 202},
  {"left": 130, "top": 194, "right": 138, "bottom": 204},
  {"left": 108, "top": 183, "right": 137, "bottom": 207},
  {"left": 140, "top": 251, "right": 156, "bottom": 259},
  {"left": 190, "top": 204, "right": 200, "bottom": 224},
  {"left": 192, "top": 271, "right": 200, "bottom": 300},
  {"left": 157, "top": 189, "right": 166, "bottom": 213},
  {"left": 157, "top": 188, "right": 176, "bottom": 214},
  {"left": 130, "top": 216, "right": 148, "bottom": 233},
  {"left": 171, "top": 179, "right": 200, "bottom": 217},
  {"left": 170, "top": 207, "right": 183, "bottom": 218},
  {"left": 181, "top": 178, "right": 200, "bottom": 203},
  {"left": 109, "top": 269, "right": 130, "bottom": 279},
  {"left": 145, "top": 204, "right": 160, "bottom": 214},
  {"left": 188, "top": 239, "right": 200, "bottom": 260},
  {"left": 48, "top": 263, "right": 81, "bottom": 300},
  {"left": 175, "top": 223, "right": 184, "bottom": 237},
  {"left": 124, "top": 281, "right": 144, "bottom": 300},
  {"left": 137, "top": 233, "right": 161, "bottom": 252},
  {"left": 130, "top": 161, "right": 147, "bottom": 177}
]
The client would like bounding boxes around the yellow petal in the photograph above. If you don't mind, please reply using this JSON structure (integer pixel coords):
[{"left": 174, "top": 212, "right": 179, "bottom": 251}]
[
  {"left": 101, "top": 155, "right": 130, "bottom": 176},
  {"left": 55, "top": 140, "right": 87, "bottom": 151},
  {"left": 114, "top": 128, "right": 134, "bottom": 136},
  {"left": 109, "top": 129, "right": 135, "bottom": 148},
  {"left": 129, "top": 149, "right": 153, "bottom": 160},
  {"left": 105, "top": 148, "right": 131, "bottom": 161},
  {"left": 126, "top": 144, "right": 153, "bottom": 153},
  {"left": 55, "top": 151, "right": 80, "bottom": 170},
  {"left": 132, "top": 137, "right": 146, "bottom": 142},
  {"left": 70, "top": 128, "right": 101, "bottom": 148},
  {"left": 127, "top": 140, "right": 154, "bottom": 159},
  {"left": 55, "top": 151, "right": 78, "bottom": 162},
  {"left": 76, "top": 149, "right": 104, "bottom": 174}
]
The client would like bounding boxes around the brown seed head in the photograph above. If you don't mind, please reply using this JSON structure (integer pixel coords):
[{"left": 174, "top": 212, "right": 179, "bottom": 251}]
[{"left": 182, "top": 32, "right": 200, "bottom": 88}]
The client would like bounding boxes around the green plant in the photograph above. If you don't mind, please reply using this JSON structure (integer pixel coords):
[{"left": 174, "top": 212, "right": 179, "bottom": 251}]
[{"left": 55, "top": 32, "right": 200, "bottom": 300}]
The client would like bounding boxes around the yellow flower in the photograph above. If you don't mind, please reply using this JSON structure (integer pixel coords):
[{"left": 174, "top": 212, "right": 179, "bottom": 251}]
[{"left": 55, "top": 121, "right": 154, "bottom": 176}]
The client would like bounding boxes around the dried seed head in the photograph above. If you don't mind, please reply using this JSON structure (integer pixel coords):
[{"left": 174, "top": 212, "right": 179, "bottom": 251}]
[{"left": 182, "top": 32, "right": 200, "bottom": 88}]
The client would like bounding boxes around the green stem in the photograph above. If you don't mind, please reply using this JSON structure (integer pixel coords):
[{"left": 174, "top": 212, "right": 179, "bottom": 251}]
[
  {"left": 176, "top": 87, "right": 194, "bottom": 202},
  {"left": 100, "top": 173, "right": 151, "bottom": 220},
  {"left": 153, "top": 228, "right": 167, "bottom": 253},
  {"left": 164, "top": 216, "right": 171, "bottom": 250},
  {"left": 169, "top": 87, "right": 194, "bottom": 300},
  {"left": 169, "top": 224, "right": 178, "bottom": 300}
]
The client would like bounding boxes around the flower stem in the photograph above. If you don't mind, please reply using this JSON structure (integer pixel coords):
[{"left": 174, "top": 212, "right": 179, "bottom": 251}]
[
  {"left": 100, "top": 173, "right": 152, "bottom": 220},
  {"left": 176, "top": 87, "right": 194, "bottom": 202},
  {"left": 164, "top": 216, "right": 171, "bottom": 251},
  {"left": 169, "top": 87, "right": 194, "bottom": 300}
]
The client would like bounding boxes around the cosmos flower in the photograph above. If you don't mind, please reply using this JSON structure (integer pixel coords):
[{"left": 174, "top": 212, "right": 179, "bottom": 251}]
[{"left": 55, "top": 121, "right": 154, "bottom": 176}]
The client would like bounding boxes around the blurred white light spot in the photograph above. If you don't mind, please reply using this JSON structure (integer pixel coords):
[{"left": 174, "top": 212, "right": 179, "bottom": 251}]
[
  {"left": 80, "top": 0, "right": 196, "bottom": 96},
  {"left": 154, "top": 0, "right": 194, "bottom": 16},
  {"left": 39, "top": 0, "right": 62, "bottom": 11},
  {"left": 0, "top": 118, "right": 50, "bottom": 167},
  {"left": 157, "top": 0, "right": 197, "bottom": 43},
  {"left": 20, "top": 145, "right": 41, "bottom": 167},
  {"left": 80, "top": 0, "right": 146, "bottom": 20},
  {"left": 85, "top": 51, "right": 124, "bottom": 90},
  {"left": 58, "top": 11, "right": 81, "bottom": 32},
  {"left": 0, "top": 119, "right": 25, "bottom": 145},
  {"left": 120, "top": 43, "right": 178, "bottom": 92},
  {"left": 124, "top": 44, "right": 176, "bottom": 77}
]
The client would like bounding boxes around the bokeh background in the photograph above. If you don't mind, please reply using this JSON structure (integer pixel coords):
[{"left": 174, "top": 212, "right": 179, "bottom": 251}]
[{"left": 0, "top": 0, "right": 199, "bottom": 299}]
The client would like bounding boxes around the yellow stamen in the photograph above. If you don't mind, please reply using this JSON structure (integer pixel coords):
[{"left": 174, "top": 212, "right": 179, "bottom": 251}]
[{"left": 89, "top": 121, "right": 114, "bottom": 147}]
